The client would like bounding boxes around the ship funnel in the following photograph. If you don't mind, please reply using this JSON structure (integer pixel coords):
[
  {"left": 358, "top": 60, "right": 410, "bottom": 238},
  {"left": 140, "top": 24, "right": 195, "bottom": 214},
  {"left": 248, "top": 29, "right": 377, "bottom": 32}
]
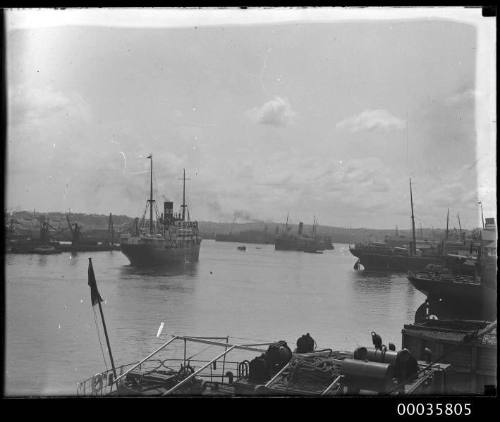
[
  {"left": 164, "top": 201, "right": 174, "bottom": 224},
  {"left": 298, "top": 222, "right": 304, "bottom": 235}
]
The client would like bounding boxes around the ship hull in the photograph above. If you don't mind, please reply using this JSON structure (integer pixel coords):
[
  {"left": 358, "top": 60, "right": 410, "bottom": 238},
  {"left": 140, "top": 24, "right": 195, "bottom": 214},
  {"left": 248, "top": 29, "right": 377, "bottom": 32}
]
[
  {"left": 408, "top": 273, "right": 497, "bottom": 319},
  {"left": 275, "top": 238, "right": 323, "bottom": 252},
  {"left": 350, "top": 249, "right": 443, "bottom": 272},
  {"left": 121, "top": 243, "right": 201, "bottom": 267}
]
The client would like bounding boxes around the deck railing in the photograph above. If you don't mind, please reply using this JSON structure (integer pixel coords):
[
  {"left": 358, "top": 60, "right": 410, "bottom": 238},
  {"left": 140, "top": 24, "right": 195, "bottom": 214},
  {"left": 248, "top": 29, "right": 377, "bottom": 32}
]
[
  {"left": 77, "top": 335, "right": 269, "bottom": 396},
  {"left": 77, "top": 358, "right": 245, "bottom": 396}
]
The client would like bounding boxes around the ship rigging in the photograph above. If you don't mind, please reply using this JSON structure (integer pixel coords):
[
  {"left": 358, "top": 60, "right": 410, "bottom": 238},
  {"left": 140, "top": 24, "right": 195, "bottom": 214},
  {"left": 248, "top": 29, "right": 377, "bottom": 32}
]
[{"left": 120, "top": 154, "right": 201, "bottom": 266}]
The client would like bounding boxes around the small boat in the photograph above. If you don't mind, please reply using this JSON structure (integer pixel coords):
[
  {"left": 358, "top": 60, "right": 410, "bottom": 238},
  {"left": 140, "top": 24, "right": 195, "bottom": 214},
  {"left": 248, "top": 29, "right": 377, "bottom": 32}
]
[{"left": 237, "top": 246, "right": 246, "bottom": 251}]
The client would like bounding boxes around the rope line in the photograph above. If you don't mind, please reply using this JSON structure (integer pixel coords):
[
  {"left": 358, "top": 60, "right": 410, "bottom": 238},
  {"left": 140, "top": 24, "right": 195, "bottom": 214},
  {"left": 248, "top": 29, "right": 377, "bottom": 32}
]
[{"left": 186, "top": 343, "right": 217, "bottom": 361}]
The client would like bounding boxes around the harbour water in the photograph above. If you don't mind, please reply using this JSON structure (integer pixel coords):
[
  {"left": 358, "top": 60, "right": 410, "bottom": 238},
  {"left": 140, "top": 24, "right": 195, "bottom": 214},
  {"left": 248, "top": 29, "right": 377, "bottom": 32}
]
[{"left": 5, "top": 240, "right": 426, "bottom": 396}]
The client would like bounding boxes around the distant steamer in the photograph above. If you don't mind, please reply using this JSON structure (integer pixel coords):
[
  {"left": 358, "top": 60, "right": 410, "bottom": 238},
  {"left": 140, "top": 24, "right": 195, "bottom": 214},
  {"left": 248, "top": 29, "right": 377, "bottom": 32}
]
[{"left": 275, "top": 218, "right": 334, "bottom": 253}]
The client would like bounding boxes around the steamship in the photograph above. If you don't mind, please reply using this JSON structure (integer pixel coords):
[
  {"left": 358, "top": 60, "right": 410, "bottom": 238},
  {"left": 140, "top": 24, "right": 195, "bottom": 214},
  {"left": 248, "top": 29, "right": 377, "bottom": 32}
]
[
  {"left": 275, "top": 219, "right": 331, "bottom": 252},
  {"left": 120, "top": 155, "right": 201, "bottom": 266}
]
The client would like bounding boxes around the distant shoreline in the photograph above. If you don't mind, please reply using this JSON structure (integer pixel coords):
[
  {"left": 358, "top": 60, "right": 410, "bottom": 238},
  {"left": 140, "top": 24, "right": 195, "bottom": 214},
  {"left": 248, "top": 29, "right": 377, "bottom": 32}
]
[{"left": 6, "top": 209, "right": 462, "bottom": 244}]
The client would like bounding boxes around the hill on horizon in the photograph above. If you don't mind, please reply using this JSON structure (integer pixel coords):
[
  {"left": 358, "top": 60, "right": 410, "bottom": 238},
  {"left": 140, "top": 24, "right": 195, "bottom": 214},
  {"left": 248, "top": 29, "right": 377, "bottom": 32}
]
[{"left": 5, "top": 209, "right": 462, "bottom": 244}]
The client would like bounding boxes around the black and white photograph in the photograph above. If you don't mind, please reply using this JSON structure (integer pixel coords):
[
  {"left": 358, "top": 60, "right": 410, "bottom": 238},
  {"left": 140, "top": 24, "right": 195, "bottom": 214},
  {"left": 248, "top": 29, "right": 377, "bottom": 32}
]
[{"left": 3, "top": 7, "right": 497, "bottom": 402}]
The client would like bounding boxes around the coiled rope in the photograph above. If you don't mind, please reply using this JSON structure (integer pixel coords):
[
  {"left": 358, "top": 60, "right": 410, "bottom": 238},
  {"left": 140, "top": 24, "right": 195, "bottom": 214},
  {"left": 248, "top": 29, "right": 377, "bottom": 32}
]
[{"left": 281, "top": 353, "right": 344, "bottom": 389}]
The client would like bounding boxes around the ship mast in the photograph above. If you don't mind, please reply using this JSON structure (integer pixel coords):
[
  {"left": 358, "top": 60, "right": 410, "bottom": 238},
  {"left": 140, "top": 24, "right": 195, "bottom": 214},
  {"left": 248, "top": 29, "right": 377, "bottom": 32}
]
[
  {"left": 181, "top": 168, "right": 186, "bottom": 221},
  {"left": 445, "top": 208, "right": 449, "bottom": 240},
  {"left": 409, "top": 178, "right": 416, "bottom": 256},
  {"left": 148, "top": 154, "right": 154, "bottom": 234},
  {"left": 478, "top": 201, "right": 485, "bottom": 228}
]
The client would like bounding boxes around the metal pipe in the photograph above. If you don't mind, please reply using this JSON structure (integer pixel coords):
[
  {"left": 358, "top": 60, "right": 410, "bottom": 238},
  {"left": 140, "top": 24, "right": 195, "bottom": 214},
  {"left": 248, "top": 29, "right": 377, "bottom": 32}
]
[
  {"left": 221, "top": 336, "right": 228, "bottom": 385},
  {"left": 265, "top": 361, "right": 291, "bottom": 388},
  {"left": 181, "top": 336, "right": 231, "bottom": 340},
  {"left": 183, "top": 338, "right": 187, "bottom": 369},
  {"left": 112, "top": 336, "right": 179, "bottom": 385},
  {"left": 321, "top": 375, "right": 343, "bottom": 395},
  {"left": 162, "top": 345, "right": 238, "bottom": 395},
  {"left": 149, "top": 155, "right": 154, "bottom": 234}
]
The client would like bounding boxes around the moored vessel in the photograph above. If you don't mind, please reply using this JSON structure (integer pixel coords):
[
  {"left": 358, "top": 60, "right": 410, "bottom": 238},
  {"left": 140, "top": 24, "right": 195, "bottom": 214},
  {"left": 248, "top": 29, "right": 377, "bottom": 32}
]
[
  {"left": 408, "top": 218, "right": 497, "bottom": 320},
  {"left": 350, "top": 179, "right": 481, "bottom": 272}
]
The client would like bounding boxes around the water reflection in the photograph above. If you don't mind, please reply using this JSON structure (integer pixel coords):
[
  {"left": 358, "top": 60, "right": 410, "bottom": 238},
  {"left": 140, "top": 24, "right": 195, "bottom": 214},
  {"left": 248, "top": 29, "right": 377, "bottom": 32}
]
[
  {"left": 350, "top": 270, "right": 394, "bottom": 294},
  {"left": 37, "top": 255, "right": 48, "bottom": 266},
  {"left": 68, "top": 252, "right": 80, "bottom": 266},
  {"left": 5, "top": 242, "right": 431, "bottom": 394},
  {"left": 120, "top": 262, "right": 199, "bottom": 278}
]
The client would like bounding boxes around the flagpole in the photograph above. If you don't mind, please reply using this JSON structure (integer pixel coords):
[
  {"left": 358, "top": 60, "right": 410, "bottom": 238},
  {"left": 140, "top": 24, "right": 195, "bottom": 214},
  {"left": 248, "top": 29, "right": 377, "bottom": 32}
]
[
  {"left": 89, "top": 258, "right": 117, "bottom": 379},
  {"left": 97, "top": 292, "right": 118, "bottom": 380}
]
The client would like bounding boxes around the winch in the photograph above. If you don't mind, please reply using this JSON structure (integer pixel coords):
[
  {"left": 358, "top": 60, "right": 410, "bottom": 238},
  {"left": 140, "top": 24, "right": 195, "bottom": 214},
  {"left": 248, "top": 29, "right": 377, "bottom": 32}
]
[{"left": 340, "top": 359, "right": 395, "bottom": 393}]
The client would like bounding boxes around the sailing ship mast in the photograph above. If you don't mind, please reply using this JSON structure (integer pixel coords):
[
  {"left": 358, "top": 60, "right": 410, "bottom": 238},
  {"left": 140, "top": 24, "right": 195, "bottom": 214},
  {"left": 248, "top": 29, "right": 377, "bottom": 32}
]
[{"left": 409, "top": 178, "right": 417, "bottom": 256}]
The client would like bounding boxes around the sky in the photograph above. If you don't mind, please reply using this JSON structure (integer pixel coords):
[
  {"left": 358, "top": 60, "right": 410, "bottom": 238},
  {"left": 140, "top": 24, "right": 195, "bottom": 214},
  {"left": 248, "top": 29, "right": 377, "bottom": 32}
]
[{"left": 5, "top": 8, "right": 497, "bottom": 229}]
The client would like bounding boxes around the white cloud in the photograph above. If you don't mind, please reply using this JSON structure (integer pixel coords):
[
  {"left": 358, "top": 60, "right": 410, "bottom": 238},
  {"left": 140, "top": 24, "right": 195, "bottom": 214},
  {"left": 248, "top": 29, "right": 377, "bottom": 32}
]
[
  {"left": 9, "top": 84, "right": 91, "bottom": 126},
  {"left": 248, "top": 96, "right": 296, "bottom": 127},
  {"left": 336, "top": 109, "right": 406, "bottom": 133}
]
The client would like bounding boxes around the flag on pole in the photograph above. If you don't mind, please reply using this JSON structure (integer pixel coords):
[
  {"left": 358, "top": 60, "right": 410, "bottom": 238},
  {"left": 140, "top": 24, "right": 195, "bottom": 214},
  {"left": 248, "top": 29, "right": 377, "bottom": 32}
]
[{"left": 88, "top": 258, "right": 103, "bottom": 306}]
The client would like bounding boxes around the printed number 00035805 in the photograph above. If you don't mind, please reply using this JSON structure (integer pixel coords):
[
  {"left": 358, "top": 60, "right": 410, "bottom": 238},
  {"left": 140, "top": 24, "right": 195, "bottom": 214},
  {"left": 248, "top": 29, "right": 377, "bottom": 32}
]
[{"left": 396, "top": 403, "right": 471, "bottom": 416}]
